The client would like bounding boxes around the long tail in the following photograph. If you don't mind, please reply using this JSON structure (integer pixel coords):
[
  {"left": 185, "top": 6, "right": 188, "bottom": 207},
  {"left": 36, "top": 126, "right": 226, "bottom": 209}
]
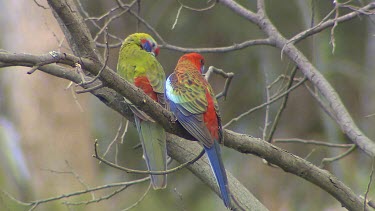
[
  {"left": 204, "top": 141, "right": 231, "bottom": 208},
  {"left": 135, "top": 117, "right": 167, "bottom": 189}
]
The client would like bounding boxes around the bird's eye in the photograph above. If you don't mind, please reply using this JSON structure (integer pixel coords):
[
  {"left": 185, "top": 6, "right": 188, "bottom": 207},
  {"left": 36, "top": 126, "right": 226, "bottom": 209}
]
[{"left": 200, "top": 59, "right": 204, "bottom": 65}]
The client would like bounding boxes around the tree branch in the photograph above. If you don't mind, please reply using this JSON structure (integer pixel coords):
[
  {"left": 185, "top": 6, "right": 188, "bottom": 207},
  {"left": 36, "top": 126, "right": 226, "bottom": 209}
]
[
  {"left": 224, "top": 130, "right": 366, "bottom": 211},
  {"left": 219, "top": 0, "right": 375, "bottom": 157}
]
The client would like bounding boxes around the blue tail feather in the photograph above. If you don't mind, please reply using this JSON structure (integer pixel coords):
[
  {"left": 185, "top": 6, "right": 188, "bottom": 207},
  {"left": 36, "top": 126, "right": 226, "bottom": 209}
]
[{"left": 204, "top": 141, "right": 231, "bottom": 208}]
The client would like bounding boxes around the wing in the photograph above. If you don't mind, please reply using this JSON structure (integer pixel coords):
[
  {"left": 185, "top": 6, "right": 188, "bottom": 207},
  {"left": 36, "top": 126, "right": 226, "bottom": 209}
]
[
  {"left": 117, "top": 45, "right": 166, "bottom": 120},
  {"left": 166, "top": 71, "right": 214, "bottom": 147}
]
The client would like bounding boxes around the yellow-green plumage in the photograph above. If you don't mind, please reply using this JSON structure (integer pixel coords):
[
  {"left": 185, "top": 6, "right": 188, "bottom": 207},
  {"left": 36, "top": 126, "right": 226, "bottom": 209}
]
[{"left": 117, "top": 33, "right": 167, "bottom": 189}]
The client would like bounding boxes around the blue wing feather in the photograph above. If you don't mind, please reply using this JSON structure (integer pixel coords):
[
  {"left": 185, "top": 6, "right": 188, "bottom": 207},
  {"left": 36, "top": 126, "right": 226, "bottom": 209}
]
[{"left": 204, "top": 141, "right": 230, "bottom": 207}]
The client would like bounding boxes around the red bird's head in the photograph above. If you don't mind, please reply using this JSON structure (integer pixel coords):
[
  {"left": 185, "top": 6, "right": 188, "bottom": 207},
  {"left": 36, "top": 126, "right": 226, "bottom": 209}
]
[{"left": 179, "top": 53, "right": 205, "bottom": 73}]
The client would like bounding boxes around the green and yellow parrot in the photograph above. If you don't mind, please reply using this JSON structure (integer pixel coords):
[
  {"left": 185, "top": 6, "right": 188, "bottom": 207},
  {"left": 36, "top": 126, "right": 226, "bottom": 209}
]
[{"left": 117, "top": 33, "right": 167, "bottom": 189}]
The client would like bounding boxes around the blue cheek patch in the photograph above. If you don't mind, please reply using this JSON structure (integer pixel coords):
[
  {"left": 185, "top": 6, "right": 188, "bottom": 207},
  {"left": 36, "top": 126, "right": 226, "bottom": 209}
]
[{"left": 142, "top": 41, "right": 152, "bottom": 53}]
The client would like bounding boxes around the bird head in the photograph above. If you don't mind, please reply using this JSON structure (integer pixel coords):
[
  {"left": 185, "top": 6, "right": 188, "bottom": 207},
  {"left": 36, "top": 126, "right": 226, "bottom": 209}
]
[
  {"left": 179, "top": 53, "right": 205, "bottom": 73},
  {"left": 124, "top": 33, "right": 160, "bottom": 56},
  {"left": 124, "top": 33, "right": 159, "bottom": 56}
]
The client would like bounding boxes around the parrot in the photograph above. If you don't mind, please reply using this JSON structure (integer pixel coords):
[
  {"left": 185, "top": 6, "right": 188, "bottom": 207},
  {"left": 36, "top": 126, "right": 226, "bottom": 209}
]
[
  {"left": 165, "top": 53, "right": 231, "bottom": 207},
  {"left": 117, "top": 33, "right": 167, "bottom": 189}
]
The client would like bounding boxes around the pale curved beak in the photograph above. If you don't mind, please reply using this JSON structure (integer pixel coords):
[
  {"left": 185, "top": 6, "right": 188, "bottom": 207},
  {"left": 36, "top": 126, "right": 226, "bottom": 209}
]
[{"left": 201, "top": 65, "right": 205, "bottom": 74}]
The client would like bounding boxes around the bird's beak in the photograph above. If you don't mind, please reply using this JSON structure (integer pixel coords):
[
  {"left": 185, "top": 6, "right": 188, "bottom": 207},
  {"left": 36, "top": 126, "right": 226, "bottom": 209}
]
[{"left": 201, "top": 65, "right": 205, "bottom": 74}]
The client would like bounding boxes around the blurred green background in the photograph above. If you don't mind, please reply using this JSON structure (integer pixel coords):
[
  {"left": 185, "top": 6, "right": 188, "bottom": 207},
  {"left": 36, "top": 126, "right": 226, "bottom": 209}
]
[{"left": 0, "top": 0, "right": 374, "bottom": 210}]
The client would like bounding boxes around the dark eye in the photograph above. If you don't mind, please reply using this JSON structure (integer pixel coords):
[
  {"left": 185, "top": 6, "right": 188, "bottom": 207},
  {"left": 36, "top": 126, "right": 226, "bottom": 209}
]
[{"left": 200, "top": 59, "right": 204, "bottom": 65}]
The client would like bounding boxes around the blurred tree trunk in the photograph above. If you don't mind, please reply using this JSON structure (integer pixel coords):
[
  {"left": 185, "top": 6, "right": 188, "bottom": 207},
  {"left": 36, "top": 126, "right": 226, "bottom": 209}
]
[{"left": 2, "top": 1, "right": 98, "bottom": 208}]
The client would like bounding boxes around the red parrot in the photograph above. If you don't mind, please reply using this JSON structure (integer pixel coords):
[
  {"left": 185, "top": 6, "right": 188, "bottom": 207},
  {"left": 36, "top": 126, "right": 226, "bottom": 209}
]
[{"left": 165, "top": 53, "right": 231, "bottom": 207}]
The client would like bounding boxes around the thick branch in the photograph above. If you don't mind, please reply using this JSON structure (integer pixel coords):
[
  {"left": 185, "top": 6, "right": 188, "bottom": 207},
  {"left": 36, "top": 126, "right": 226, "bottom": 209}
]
[
  {"left": 167, "top": 134, "right": 268, "bottom": 211},
  {"left": 47, "top": 0, "right": 100, "bottom": 60},
  {"left": 224, "top": 131, "right": 366, "bottom": 211}
]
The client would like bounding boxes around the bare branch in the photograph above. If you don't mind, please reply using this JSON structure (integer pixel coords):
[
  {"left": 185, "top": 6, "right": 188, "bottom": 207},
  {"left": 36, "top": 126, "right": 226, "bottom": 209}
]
[
  {"left": 223, "top": 77, "right": 307, "bottom": 129},
  {"left": 80, "top": 27, "right": 110, "bottom": 86},
  {"left": 2, "top": 178, "right": 149, "bottom": 210},
  {"left": 224, "top": 130, "right": 365, "bottom": 211},
  {"left": 266, "top": 66, "right": 298, "bottom": 142},
  {"left": 75, "top": 83, "right": 104, "bottom": 94},
  {"left": 274, "top": 138, "right": 355, "bottom": 148},
  {"left": 177, "top": 0, "right": 217, "bottom": 12},
  {"left": 122, "top": 183, "right": 151, "bottom": 211},
  {"left": 93, "top": 140, "right": 205, "bottom": 175},
  {"left": 220, "top": 0, "right": 375, "bottom": 157},
  {"left": 171, "top": 5, "right": 183, "bottom": 30},
  {"left": 33, "top": 0, "right": 49, "bottom": 9},
  {"left": 287, "top": 2, "right": 375, "bottom": 46},
  {"left": 320, "top": 145, "right": 357, "bottom": 168},
  {"left": 364, "top": 158, "right": 374, "bottom": 210},
  {"left": 204, "top": 66, "right": 234, "bottom": 100},
  {"left": 160, "top": 38, "right": 273, "bottom": 53},
  {"left": 63, "top": 186, "right": 128, "bottom": 206}
]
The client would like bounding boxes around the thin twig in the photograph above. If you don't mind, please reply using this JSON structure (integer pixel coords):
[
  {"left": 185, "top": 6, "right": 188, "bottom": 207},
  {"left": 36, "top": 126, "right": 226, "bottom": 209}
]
[
  {"left": 172, "top": 188, "right": 186, "bottom": 211},
  {"left": 63, "top": 185, "right": 128, "bottom": 206},
  {"left": 33, "top": 0, "right": 48, "bottom": 9},
  {"left": 136, "top": 0, "right": 141, "bottom": 32},
  {"left": 304, "top": 148, "right": 317, "bottom": 161},
  {"left": 114, "top": 1, "right": 165, "bottom": 44},
  {"left": 365, "top": 113, "right": 375, "bottom": 118},
  {"left": 224, "top": 77, "right": 307, "bottom": 128},
  {"left": 26, "top": 51, "right": 63, "bottom": 74},
  {"left": 266, "top": 66, "right": 298, "bottom": 142},
  {"left": 304, "top": 83, "right": 336, "bottom": 121},
  {"left": 320, "top": 145, "right": 357, "bottom": 168},
  {"left": 172, "top": 5, "right": 183, "bottom": 30},
  {"left": 76, "top": 83, "right": 104, "bottom": 94},
  {"left": 262, "top": 70, "right": 271, "bottom": 141},
  {"left": 2, "top": 178, "right": 149, "bottom": 210},
  {"left": 94, "top": 140, "right": 205, "bottom": 175},
  {"left": 121, "top": 119, "right": 129, "bottom": 144},
  {"left": 97, "top": 38, "right": 273, "bottom": 53},
  {"left": 274, "top": 138, "right": 355, "bottom": 148},
  {"left": 177, "top": 0, "right": 217, "bottom": 12},
  {"left": 74, "top": 63, "right": 87, "bottom": 84},
  {"left": 27, "top": 65, "right": 40, "bottom": 74},
  {"left": 204, "top": 66, "right": 234, "bottom": 100},
  {"left": 76, "top": 0, "right": 126, "bottom": 43},
  {"left": 330, "top": 1, "right": 340, "bottom": 54},
  {"left": 64, "top": 161, "right": 95, "bottom": 200},
  {"left": 122, "top": 183, "right": 151, "bottom": 211},
  {"left": 101, "top": 119, "right": 125, "bottom": 163},
  {"left": 80, "top": 27, "right": 110, "bottom": 86},
  {"left": 70, "top": 85, "right": 84, "bottom": 112},
  {"left": 364, "top": 158, "right": 374, "bottom": 211}
]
